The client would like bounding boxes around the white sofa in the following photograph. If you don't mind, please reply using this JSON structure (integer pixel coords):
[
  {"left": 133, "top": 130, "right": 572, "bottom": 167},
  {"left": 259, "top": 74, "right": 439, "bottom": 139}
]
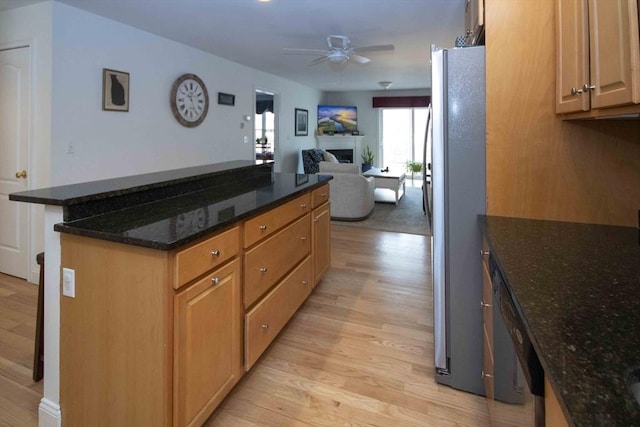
[{"left": 318, "top": 161, "right": 375, "bottom": 220}]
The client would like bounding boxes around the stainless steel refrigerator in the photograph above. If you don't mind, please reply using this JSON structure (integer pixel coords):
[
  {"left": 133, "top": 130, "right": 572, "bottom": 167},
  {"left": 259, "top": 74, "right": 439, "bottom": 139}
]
[{"left": 430, "top": 45, "right": 486, "bottom": 395}]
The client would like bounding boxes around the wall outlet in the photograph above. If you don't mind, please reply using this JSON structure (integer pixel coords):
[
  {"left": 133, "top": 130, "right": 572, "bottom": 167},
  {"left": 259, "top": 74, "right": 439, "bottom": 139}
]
[
  {"left": 66, "top": 141, "right": 75, "bottom": 154},
  {"left": 243, "top": 135, "right": 249, "bottom": 144},
  {"left": 62, "top": 267, "right": 75, "bottom": 298}
]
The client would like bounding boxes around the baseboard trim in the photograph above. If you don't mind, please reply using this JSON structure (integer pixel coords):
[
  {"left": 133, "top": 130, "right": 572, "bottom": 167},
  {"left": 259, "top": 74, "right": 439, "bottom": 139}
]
[{"left": 39, "top": 397, "right": 62, "bottom": 427}]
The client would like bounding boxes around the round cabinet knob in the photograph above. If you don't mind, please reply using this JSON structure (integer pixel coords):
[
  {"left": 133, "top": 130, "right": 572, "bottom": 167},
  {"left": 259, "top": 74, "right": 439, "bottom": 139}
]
[
  {"left": 259, "top": 225, "right": 268, "bottom": 230},
  {"left": 15, "top": 170, "right": 27, "bottom": 179},
  {"left": 301, "top": 280, "right": 309, "bottom": 285},
  {"left": 261, "top": 323, "right": 269, "bottom": 330},
  {"left": 321, "top": 193, "right": 327, "bottom": 197},
  {"left": 570, "top": 87, "right": 583, "bottom": 96},
  {"left": 260, "top": 267, "right": 268, "bottom": 273},
  {"left": 481, "top": 370, "right": 493, "bottom": 379},
  {"left": 300, "top": 236, "right": 308, "bottom": 241},
  {"left": 211, "top": 277, "right": 220, "bottom": 285},
  {"left": 583, "top": 83, "right": 596, "bottom": 92},
  {"left": 480, "top": 300, "right": 491, "bottom": 308},
  {"left": 300, "top": 204, "right": 307, "bottom": 209},
  {"left": 211, "top": 250, "right": 220, "bottom": 257},
  {"left": 480, "top": 249, "right": 489, "bottom": 256}
]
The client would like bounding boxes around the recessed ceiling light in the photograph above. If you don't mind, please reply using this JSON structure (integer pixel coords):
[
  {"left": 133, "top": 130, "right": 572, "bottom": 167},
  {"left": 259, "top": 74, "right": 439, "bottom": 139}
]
[{"left": 257, "top": 0, "right": 271, "bottom": 2}]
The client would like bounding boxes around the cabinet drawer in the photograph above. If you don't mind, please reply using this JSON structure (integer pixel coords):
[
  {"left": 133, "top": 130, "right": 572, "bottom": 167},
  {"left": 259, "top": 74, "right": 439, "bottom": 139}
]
[
  {"left": 311, "top": 184, "right": 330, "bottom": 208},
  {"left": 245, "top": 256, "right": 313, "bottom": 370},
  {"left": 244, "top": 193, "right": 311, "bottom": 248},
  {"left": 244, "top": 215, "right": 311, "bottom": 307},
  {"left": 174, "top": 227, "right": 240, "bottom": 289}
]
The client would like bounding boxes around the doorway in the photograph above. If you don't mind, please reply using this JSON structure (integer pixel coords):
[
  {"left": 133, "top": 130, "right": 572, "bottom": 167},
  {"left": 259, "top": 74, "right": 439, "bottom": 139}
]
[
  {"left": 255, "top": 90, "right": 275, "bottom": 163},
  {"left": 0, "top": 46, "right": 31, "bottom": 279}
]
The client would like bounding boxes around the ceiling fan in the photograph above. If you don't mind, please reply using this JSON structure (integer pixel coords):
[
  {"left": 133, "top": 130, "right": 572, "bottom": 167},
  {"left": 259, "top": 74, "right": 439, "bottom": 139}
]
[{"left": 283, "top": 35, "right": 394, "bottom": 66}]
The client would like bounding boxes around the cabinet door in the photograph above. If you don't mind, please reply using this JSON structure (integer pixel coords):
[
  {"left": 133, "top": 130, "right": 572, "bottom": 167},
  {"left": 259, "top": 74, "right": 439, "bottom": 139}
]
[
  {"left": 312, "top": 202, "right": 331, "bottom": 286},
  {"left": 174, "top": 259, "right": 242, "bottom": 427},
  {"left": 589, "top": 0, "right": 640, "bottom": 108},
  {"left": 556, "top": 0, "right": 590, "bottom": 113}
]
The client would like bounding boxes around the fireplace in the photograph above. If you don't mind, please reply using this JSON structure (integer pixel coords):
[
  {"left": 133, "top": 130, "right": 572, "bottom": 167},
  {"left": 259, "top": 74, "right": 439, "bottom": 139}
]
[{"left": 327, "top": 149, "right": 354, "bottom": 163}]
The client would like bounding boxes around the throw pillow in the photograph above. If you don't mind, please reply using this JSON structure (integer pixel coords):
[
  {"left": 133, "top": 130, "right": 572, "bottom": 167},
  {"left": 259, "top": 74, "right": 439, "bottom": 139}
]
[{"left": 323, "top": 151, "right": 339, "bottom": 163}]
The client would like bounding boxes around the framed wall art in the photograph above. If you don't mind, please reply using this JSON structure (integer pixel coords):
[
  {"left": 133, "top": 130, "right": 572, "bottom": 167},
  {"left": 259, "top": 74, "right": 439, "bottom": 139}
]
[
  {"left": 218, "top": 92, "right": 235, "bottom": 106},
  {"left": 102, "top": 68, "right": 130, "bottom": 112},
  {"left": 295, "top": 108, "right": 308, "bottom": 136}
]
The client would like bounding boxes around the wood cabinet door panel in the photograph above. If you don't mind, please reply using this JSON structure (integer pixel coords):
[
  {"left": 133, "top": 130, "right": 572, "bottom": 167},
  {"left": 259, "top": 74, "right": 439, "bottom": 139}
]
[
  {"left": 589, "top": 0, "right": 640, "bottom": 108},
  {"left": 243, "top": 193, "right": 311, "bottom": 248},
  {"left": 244, "top": 214, "right": 311, "bottom": 307},
  {"left": 174, "top": 226, "right": 240, "bottom": 289},
  {"left": 174, "top": 259, "right": 242, "bottom": 427},
  {"left": 245, "top": 256, "right": 313, "bottom": 370},
  {"left": 312, "top": 202, "right": 331, "bottom": 285},
  {"left": 556, "top": 0, "right": 590, "bottom": 113}
]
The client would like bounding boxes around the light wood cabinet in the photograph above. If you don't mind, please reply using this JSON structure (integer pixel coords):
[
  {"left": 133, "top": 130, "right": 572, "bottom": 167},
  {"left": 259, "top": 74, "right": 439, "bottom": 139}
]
[
  {"left": 244, "top": 215, "right": 311, "bottom": 307},
  {"left": 556, "top": 0, "right": 640, "bottom": 117},
  {"left": 312, "top": 184, "right": 331, "bottom": 286},
  {"left": 545, "top": 377, "right": 570, "bottom": 427},
  {"left": 245, "top": 256, "right": 313, "bottom": 369},
  {"left": 59, "top": 184, "right": 330, "bottom": 426},
  {"left": 173, "top": 259, "right": 242, "bottom": 427}
]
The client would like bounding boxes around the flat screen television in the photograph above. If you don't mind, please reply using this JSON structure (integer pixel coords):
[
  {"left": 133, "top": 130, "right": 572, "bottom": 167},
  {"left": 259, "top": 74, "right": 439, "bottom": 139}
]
[{"left": 317, "top": 105, "right": 357, "bottom": 134}]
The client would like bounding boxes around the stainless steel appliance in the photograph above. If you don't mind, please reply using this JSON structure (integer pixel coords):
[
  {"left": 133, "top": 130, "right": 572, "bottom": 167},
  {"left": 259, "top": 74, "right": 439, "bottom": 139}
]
[{"left": 430, "top": 45, "right": 487, "bottom": 395}]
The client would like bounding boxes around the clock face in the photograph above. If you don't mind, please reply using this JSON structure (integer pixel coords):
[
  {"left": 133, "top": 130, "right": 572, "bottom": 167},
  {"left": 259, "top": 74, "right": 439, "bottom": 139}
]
[{"left": 170, "top": 74, "right": 209, "bottom": 127}]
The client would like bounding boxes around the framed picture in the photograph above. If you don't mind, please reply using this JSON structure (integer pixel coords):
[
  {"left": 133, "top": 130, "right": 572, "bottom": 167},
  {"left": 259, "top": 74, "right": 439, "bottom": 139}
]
[
  {"left": 218, "top": 92, "right": 235, "bottom": 106},
  {"left": 295, "top": 108, "right": 308, "bottom": 136},
  {"left": 102, "top": 68, "right": 129, "bottom": 112},
  {"left": 295, "top": 173, "right": 309, "bottom": 186}
]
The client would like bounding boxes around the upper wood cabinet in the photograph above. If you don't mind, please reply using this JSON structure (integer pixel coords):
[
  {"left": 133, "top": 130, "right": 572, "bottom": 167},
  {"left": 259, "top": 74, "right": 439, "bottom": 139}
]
[{"left": 556, "top": 0, "right": 640, "bottom": 117}]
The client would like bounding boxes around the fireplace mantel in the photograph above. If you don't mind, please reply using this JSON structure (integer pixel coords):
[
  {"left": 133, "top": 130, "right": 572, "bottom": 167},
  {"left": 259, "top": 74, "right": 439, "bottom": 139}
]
[{"left": 317, "top": 135, "right": 365, "bottom": 165}]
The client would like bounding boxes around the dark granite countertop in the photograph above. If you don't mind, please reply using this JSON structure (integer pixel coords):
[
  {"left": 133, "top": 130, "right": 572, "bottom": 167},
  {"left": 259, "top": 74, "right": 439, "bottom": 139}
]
[
  {"left": 479, "top": 216, "right": 640, "bottom": 426},
  {"left": 10, "top": 161, "right": 331, "bottom": 250}
]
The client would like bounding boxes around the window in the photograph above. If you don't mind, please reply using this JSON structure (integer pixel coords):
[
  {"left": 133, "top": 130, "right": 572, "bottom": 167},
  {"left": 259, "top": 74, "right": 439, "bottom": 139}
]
[{"left": 380, "top": 107, "right": 428, "bottom": 176}]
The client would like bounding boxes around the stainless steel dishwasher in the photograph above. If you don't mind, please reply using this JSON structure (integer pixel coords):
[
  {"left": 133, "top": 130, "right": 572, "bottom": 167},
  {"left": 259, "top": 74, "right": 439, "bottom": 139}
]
[{"left": 491, "top": 255, "right": 546, "bottom": 426}]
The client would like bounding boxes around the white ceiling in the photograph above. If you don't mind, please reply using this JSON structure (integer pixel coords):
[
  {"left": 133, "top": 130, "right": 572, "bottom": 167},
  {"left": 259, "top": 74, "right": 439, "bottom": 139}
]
[{"left": 2, "top": 0, "right": 466, "bottom": 91}]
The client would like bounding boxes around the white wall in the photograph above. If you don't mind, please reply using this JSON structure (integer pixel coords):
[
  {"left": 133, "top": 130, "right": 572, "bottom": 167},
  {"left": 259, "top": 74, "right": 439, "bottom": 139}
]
[
  {"left": 1, "top": 2, "right": 53, "bottom": 282},
  {"left": 50, "top": 1, "right": 321, "bottom": 184},
  {"left": 322, "top": 89, "right": 429, "bottom": 167}
]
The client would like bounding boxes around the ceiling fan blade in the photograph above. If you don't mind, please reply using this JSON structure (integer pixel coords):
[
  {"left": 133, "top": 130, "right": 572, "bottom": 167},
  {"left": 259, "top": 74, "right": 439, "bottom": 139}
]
[
  {"left": 349, "top": 54, "right": 371, "bottom": 64},
  {"left": 308, "top": 56, "right": 330, "bottom": 66},
  {"left": 282, "top": 48, "right": 328, "bottom": 55},
  {"left": 353, "top": 44, "right": 395, "bottom": 53}
]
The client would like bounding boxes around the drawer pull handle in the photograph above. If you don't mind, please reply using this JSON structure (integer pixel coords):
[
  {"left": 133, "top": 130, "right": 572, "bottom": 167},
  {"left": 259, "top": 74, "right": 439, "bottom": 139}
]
[
  {"left": 481, "top": 370, "right": 493, "bottom": 379},
  {"left": 301, "top": 204, "right": 307, "bottom": 208},
  {"left": 259, "top": 225, "right": 268, "bottom": 230},
  {"left": 321, "top": 193, "right": 327, "bottom": 197},
  {"left": 260, "top": 267, "right": 268, "bottom": 273},
  {"left": 300, "top": 236, "right": 308, "bottom": 241},
  {"left": 301, "top": 280, "right": 309, "bottom": 285},
  {"left": 480, "top": 300, "right": 491, "bottom": 308},
  {"left": 480, "top": 249, "right": 489, "bottom": 256},
  {"left": 261, "top": 323, "right": 269, "bottom": 330},
  {"left": 211, "top": 277, "right": 220, "bottom": 285},
  {"left": 211, "top": 250, "right": 220, "bottom": 257}
]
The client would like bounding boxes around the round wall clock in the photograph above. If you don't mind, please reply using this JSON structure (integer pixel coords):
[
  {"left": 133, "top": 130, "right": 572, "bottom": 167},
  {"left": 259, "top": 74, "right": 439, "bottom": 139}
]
[{"left": 170, "top": 73, "right": 209, "bottom": 127}]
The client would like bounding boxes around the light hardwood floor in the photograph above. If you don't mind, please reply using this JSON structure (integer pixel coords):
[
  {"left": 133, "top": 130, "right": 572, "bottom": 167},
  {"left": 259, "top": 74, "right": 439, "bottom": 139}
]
[{"left": 0, "top": 226, "right": 490, "bottom": 426}]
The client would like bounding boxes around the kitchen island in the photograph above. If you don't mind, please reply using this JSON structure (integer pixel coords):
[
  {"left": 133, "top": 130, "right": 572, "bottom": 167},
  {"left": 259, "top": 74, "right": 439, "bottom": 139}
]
[
  {"left": 10, "top": 161, "right": 332, "bottom": 427},
  {"left": 479, "top": 215, "right": 640, "bottom": 426}
]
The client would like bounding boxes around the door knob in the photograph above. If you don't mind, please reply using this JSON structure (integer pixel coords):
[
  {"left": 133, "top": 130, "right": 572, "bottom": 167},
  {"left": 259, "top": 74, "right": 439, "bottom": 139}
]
[{"left": 15, "top": 170, "right": 27, "bottom": 179}]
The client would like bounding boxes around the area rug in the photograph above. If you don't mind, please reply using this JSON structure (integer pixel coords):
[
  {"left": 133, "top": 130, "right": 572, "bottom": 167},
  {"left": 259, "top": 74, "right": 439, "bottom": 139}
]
[{"left": 332, "top": 185, "right": 432, "bottom": 236}]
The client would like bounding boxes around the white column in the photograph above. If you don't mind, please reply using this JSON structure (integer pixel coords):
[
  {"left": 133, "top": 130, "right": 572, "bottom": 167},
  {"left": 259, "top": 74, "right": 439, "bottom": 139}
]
[{"left": 39, "top": 205, "right": 62, "bottom": 427}]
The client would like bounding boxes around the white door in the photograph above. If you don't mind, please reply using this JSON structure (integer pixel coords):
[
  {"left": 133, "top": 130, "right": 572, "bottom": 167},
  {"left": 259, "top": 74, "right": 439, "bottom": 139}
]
[{"left": 0, "top": 46, "right": 30, "bottom": 278}]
